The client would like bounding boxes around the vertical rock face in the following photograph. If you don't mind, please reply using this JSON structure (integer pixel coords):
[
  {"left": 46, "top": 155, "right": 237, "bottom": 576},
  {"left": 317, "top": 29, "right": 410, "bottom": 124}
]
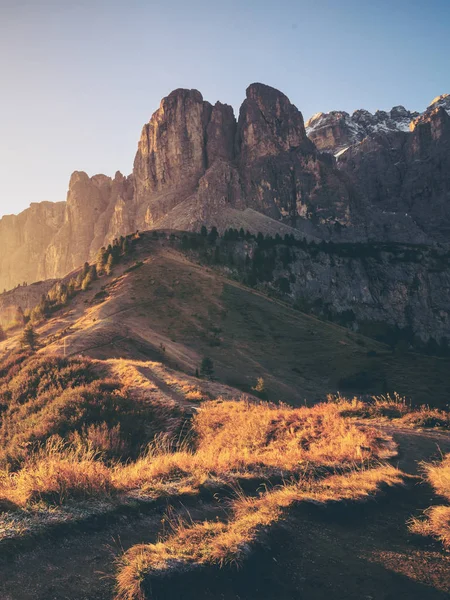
[
  {"left": 0, "top": 201, "right": 65, "bottom": 291},
  {"left": 237, "top": 83, "right": 309, "bottom": 162},
  {"left": 133, "top": 90, "right": 237, "bottom": 228},
  {"left": 42, "top": 170, "right": 134, "bottom": 280},
  {"left": 133, "top": 89, "right": 207, "bottom": 224},
  {"left": 236, "top": 84, "right": 352, "bottom": 226},
  {"left": 206, "top": 102, "right": 236, "bottom": 164}
]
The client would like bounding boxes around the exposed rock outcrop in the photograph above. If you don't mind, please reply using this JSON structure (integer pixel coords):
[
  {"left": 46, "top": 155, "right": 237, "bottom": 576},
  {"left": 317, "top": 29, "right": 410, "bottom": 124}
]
[
  {"left": 235, "top": 84, "right": 353, "bottom": 227},
  {"left": 43, "top": 170, "right": 134, "bottom": 279},
  {"left": 0, "top": 201, "right": 65, "bottom": 291},
  {"left": 0, "top": 280, "right": 58, "bottom": 329}
]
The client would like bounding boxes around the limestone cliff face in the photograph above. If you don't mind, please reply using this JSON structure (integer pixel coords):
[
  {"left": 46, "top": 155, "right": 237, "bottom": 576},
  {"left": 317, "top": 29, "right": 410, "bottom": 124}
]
[
  {"left": 0, "top": 201, "right": 65, "bottom": 291},
  {"left": 133, "top": 90, "right": 237, "bottom": 228},
  {"left": 236, "top": 84, "right": 353, "bottom": 227},
  {"left": 43, "top": 170, "right": 134, "bottom": 278}
]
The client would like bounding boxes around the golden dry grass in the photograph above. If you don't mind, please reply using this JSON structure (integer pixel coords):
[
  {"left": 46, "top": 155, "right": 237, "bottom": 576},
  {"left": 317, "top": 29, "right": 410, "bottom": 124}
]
[
  {"left": 114, "top": 399, "right": 394, "bottom": 497},
  {"left": 0, "top": 397, "right": 395, "bottom": 511},
  {"left": 0, "top": 440, "right": 113, "bottom": 507},
  {"left": 115, "top": 465, "right": 404, "bottom": 600},
  {"left": 112, "top": 399, "right": 401, "bottom": 599},
  {"left": 408, "top": 453, "right": 450, "bottom": 549},
  {"left": 328, "top": 393, "right": 450, "bottom": 427}
]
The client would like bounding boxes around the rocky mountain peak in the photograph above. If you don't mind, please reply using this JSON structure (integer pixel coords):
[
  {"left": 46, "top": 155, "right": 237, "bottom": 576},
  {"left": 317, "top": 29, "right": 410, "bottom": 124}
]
[
  {"left": 306, "top": 96, "right": 450, "bottom": 157},
  {"left": 429, "top": 93, "right": 450, "bottom": 111},
  {"left": 306, "top": 104, "right": 418, "bottom": 156},
  {"left": 237, "top": 82, "right": 309, "bottom": 163}
]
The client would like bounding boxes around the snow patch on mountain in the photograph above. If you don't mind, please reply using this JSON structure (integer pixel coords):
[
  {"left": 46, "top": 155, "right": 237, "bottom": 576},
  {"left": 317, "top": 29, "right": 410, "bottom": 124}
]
[{"left": 306, "top": 96, "right": 448, "bottom": 155}]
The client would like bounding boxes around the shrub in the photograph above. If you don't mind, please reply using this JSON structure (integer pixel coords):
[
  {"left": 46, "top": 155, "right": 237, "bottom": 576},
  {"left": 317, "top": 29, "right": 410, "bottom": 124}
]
[
  {"left": 0, "top": 355, "right": 164, "bottom": 468},
  {"left": 400, "top": 409, "right": 450, "bottom": 429}
]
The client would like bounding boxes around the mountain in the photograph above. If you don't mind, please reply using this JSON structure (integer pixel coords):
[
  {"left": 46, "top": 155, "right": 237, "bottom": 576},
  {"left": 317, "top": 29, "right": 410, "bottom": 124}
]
[
  {"left": 1, "top": 84, "right": 450, "bottom": 354},
  {"left": 1, "top": 84, "right": 448, "bottom": 293},
  {"left": 307, "top": 94, "right": 450, "bottom": 242}
]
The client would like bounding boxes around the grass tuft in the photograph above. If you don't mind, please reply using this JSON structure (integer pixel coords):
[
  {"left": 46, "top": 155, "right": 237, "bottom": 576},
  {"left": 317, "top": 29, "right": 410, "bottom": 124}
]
[{"left": 408, "top": 453, "right": 450, "bottom": 548}]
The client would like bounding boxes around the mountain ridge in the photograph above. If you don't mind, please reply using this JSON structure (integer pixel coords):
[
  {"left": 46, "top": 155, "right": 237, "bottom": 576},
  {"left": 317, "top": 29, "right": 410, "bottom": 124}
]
[{"left": 1, "top": 83, "right": 449, "bottom": 292}]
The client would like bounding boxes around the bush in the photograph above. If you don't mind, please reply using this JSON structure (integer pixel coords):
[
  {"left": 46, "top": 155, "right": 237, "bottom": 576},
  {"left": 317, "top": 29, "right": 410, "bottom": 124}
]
[{"left": 0, "top": 355, "right": 165, "bottom": 468}]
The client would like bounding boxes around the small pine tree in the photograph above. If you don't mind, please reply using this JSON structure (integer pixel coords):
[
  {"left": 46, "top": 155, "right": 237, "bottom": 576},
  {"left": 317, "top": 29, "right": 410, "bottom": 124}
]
[
  {"left": 122, "top": 238, "right": 130, "bottom": 254},
  {"left": 81, "top": 265, "right": 97, "bottom": 291},
  {"left": 96, "top": 247, "right": 108, "bottom": 274},
  {"left": 200, "top": 357, "right": 214, "bottom": 380},
  {"left": 200, "top": 225, "right": 208, "bottom": 237},
  {"left": 208, "top": 226, "right": 219, "bottom": 245},
  {"left": 21, "top": 323, "right": 38, "bottom": 351},
  {"left": 105, "top": 253, "right": 115, "bottom": 276}
]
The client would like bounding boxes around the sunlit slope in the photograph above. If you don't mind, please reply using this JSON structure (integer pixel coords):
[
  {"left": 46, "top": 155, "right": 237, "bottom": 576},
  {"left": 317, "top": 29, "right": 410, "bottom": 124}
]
[{"left": 34, "top": 242, "right": 447, "bottom": 405}]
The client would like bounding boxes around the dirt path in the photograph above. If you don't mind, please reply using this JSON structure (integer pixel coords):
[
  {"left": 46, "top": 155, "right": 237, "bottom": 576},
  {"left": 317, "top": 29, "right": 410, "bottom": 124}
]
[{"left": 0, "top": 426, "right": 449, "bottom": 600}]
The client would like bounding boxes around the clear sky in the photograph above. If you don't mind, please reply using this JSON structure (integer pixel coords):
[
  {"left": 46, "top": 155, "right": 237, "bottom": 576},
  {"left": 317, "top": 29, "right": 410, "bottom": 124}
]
[{"left": 1, "top": 0, "right": 449, "bottom": 218}]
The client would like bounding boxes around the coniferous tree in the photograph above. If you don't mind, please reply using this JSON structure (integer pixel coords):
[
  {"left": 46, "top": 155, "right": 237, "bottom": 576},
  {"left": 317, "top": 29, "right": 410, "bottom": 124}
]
[
  {"left": 81, "top": 265, "right": 97, "bottom": 291},
  {"left": 96, "top": 247, "right": 108, "bottom": 274},
  {"left": 21, "top": 323, "right": 38, "bottom": 351},
  {"left": 200, "top": 225, "right": 208, "bottom": 237},
  {"left": 200, "top": 357, "right": 214, "bottom": 380},
  {"left": 208, "top": 226, "right": 219, "bottom": 245},
  {"left": 122, "top": 237, "right": 130, "bottom": 254},
  {"left": 105, "top": 253, "right": 115, "bottom": 276}
]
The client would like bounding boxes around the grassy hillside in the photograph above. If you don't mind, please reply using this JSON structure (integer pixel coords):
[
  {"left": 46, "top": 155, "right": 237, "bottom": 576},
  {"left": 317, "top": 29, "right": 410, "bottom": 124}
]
[{"left": 1, "top": 234, "right": 448, "bottom": 406}]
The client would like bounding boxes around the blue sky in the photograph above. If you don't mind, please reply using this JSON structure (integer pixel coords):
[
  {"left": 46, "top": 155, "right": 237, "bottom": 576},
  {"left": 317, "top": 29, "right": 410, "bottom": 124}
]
[{"left": 0, "top": 0, "right": 449, "bottom": 217}]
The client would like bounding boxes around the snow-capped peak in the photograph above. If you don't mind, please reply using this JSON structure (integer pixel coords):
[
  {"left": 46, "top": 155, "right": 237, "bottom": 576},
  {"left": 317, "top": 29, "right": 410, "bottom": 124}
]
[{"left": 306, "top": 95, "right": 448, "bottom": 156}]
